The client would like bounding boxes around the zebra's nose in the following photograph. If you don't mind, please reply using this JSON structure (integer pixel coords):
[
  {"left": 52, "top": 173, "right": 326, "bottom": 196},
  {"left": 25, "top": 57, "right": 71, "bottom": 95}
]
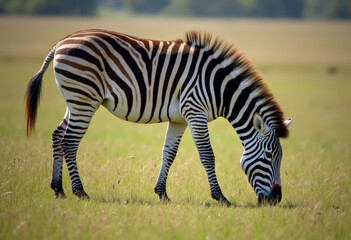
[
  {"left": 257, "top": 183, "right": 282, "bottom": 206},
  {"left": 268, "top": 183, "right": 282, "bottom": 205}
]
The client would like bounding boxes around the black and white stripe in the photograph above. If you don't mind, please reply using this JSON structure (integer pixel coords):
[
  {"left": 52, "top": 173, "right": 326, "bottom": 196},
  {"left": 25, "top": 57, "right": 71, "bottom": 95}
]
[{"left": 25, "top": 30, "right": 291, "bottom": 205}]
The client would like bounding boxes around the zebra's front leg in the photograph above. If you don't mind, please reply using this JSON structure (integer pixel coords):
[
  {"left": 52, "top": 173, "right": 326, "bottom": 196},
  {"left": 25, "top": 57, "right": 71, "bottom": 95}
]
[
  {"left": 187, "top": 115, "right": 231, "bottom": 206},
  {"left": 155, "top": 122, "right": 187, "bottom": 202},
  {"left": 51, "top": 108, "right": 69, "bottom": 199}
]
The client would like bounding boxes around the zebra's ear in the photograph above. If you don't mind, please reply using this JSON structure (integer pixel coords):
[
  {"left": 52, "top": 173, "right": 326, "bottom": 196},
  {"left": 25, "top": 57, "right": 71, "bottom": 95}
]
[
  {"left": 253, "top": 113, "right": 268, "bottom": 135},
  {"left": 284, "top": 118, "right": 292, "bottom": 127}
]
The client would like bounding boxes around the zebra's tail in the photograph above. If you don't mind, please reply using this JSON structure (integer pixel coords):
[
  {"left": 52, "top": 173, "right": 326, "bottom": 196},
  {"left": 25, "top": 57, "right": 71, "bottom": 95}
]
[{"left": 25, "top": 45, "right": 56, "bottom": 138}]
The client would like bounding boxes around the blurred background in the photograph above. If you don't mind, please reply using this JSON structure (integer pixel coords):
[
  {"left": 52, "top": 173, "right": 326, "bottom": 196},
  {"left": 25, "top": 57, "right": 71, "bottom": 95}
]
[
  {"left": 0, "top": 1, "right": 351, "bottom": 239},
  {"left": 0, "top": 0, "right": 350, "bottom": 19}
]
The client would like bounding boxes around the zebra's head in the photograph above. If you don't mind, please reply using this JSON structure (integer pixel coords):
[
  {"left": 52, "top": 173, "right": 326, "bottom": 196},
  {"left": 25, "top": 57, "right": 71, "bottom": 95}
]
[{"left": 240, "top": 113, "right": 292, "bottom": 205}]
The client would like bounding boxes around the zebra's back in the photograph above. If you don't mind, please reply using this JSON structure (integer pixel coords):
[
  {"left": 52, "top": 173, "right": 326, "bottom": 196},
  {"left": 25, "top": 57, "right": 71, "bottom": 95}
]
[{"left": 54, "top": 29, "right": 198, "bottom": 124}]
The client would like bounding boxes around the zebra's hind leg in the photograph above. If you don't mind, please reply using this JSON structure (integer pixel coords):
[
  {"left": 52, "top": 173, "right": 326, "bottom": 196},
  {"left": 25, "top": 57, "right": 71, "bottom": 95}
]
[
  {"left": 51, "top": 108, "right": 70, "bottom": 199},
  {"left": 155, "top": 122, "right": 187, "bottom": 202},
  {"left": 186, "top": 114, "right": 231, "bottom": 207},
  {"left": 61, "top": 109, "right": 96, "bottom": 200}
]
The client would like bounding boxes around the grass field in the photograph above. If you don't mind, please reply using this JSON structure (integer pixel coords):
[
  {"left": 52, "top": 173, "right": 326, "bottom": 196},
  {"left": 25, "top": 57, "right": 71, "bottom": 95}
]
[{"left": 0, "top": 16, "right": 351, "bottom": 239}]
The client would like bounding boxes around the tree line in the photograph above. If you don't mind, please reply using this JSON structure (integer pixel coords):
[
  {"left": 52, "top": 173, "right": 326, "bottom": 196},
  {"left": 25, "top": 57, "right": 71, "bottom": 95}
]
[
  {"left": 1, "top": 0, "right": 350, "bottom": 19},
  {"left": 0, "top": 0, "right": 97, "bottom": 15}
]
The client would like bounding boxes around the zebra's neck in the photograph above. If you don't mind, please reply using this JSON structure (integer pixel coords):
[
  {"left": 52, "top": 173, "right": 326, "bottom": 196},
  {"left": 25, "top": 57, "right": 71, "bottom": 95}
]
[
  {"left": 217, "top": 67, "right": 287, "bottom": 144},
  {"left": 217, "top": 69, "right": 260, "bottom": 145},
  {"left": 205, "top": 62, "right": 281, "bottom": 146},
  {"left": 182, "top": 31, "right": 288, "bottom": 140}
]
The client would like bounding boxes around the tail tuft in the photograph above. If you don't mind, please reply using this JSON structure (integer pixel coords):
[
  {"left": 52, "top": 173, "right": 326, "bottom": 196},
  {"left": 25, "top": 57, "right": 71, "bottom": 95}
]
[{"left": 25, "top": 72, "right": 43, "bottom": 138}]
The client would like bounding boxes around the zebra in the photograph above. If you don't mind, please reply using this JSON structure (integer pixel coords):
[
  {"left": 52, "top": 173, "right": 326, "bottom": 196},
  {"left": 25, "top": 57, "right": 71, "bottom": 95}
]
[{"left": 25, "top": 29, "right": 292, "bottom": 206}]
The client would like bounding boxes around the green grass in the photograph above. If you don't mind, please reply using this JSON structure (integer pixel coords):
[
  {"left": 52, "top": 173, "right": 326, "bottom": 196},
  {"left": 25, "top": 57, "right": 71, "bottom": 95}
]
[{"left": 1, "top": 16, "right": 351, "bottom": 239}]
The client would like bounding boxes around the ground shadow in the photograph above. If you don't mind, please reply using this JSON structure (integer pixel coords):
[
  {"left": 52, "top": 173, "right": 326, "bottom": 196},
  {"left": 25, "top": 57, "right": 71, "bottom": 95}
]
[
  {"left": 93, "top": 196, "right": 298, "bottom": 209},
  {"left": 94, "top": 196, "right": 158, "bottom": 206},
  {"left": 229, "top": 201, "right": 298, "bottom": 209}
]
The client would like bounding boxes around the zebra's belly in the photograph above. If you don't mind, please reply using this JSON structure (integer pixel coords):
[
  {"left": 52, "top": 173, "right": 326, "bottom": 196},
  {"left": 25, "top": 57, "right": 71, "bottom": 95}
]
[{"left": 102, "top": 97, "right": 185, "bottom": 124}]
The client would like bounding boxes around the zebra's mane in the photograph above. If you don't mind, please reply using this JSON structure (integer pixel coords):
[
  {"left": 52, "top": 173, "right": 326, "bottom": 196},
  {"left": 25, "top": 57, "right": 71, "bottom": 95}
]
[{"left": 183, "top": 31, "right": 289, "bottom": 138}]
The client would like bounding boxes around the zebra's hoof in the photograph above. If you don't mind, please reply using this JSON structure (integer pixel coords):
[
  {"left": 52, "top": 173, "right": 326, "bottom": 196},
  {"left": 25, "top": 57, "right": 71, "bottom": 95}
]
[
  {"left": 74, "top": 190, "right": 90, "bottom": 200},
  {"left": 158, "top": 193, "right": 171, "bottom": 203},
  {"left": 213, "top": 194, "right": 231, "bottom": 207},
  {"left": 53, "top": 187, "right": 66, "bottom": 199},
  {"left": 219, "top": 198, "right": 231, "bottom": 207}
]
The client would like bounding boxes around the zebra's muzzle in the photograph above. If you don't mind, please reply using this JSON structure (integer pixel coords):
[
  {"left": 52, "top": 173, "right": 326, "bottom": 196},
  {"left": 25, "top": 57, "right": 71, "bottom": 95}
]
[{"left": 258, "top": 182, "right": 282, "bottom": 206}]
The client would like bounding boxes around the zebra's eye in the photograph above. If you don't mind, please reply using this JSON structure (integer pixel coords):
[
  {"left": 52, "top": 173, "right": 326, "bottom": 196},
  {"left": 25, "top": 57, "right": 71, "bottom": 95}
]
[{"left": 265, "top": 151, "right": 273, "bottom": 159}]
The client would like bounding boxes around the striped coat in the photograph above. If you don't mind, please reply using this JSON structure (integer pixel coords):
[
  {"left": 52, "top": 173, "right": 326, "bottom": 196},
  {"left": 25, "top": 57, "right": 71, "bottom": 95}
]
[{"left": 25, "top": 30, "right": 291, "bottom": 205}]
